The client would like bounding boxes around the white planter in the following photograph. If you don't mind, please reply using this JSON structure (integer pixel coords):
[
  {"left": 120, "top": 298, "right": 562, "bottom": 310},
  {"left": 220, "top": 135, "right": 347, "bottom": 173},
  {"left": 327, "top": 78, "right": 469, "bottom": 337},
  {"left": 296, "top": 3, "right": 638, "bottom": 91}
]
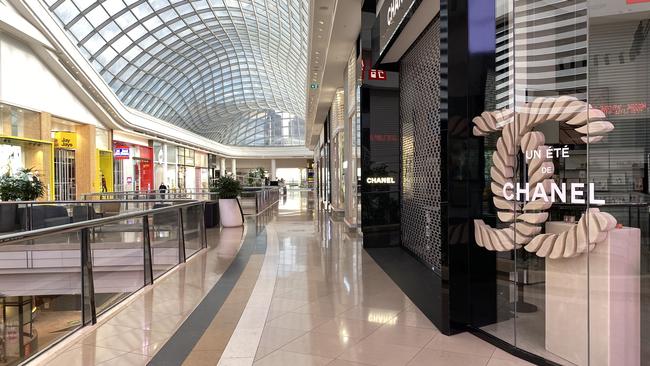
[{"left": 219, "top": 198, "right": 243, "bottom": 227}]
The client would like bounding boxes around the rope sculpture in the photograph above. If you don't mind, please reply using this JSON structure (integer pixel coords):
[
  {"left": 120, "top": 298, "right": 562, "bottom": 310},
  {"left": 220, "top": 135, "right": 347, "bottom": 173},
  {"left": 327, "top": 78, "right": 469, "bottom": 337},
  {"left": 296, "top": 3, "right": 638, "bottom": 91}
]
[{"left": 472, "top": 96, "right": 617, "bottom": 258}]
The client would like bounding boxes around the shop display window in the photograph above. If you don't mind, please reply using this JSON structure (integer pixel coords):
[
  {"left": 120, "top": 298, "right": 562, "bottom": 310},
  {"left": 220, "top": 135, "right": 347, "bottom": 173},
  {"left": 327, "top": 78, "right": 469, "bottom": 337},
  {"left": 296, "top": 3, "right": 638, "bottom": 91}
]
[
  {"left": 0, "top": 104, "right": 41, "bottom": 140},
  {"left": 470, "top": 1, "right": 650, "bottom": 364},
  {"left": 95, "top": 128, "right": 110, "bottom": 151},
  {"left": 0, "top": 137, "right": 54, "bottom": 199}
]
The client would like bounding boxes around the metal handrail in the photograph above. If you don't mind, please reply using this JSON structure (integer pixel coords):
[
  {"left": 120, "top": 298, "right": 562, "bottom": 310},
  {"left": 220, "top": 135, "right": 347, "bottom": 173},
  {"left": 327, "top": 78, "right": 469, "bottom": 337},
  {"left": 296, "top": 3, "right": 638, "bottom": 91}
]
[
  {"left": 0, "top": 201, "right": 201, "bottom": 244},
  {"left": 0, "top": 199, "right": 208, "bottom": 364},
  {"left": 81, "top": 186, "right": 279, "bottom": 198},
  {"left": 0, "top": 199, "right": 196, "bottom": 205}
]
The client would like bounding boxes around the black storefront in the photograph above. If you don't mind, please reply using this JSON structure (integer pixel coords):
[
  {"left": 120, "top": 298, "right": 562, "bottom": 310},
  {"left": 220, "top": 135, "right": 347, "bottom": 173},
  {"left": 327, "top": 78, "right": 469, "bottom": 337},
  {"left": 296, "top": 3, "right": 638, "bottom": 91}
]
[
  {"left": 363, "top": 0, "right": 650, "bottom": 365},
  {"left": 364, "top": 0, "right": 543, "bottom": 360}
]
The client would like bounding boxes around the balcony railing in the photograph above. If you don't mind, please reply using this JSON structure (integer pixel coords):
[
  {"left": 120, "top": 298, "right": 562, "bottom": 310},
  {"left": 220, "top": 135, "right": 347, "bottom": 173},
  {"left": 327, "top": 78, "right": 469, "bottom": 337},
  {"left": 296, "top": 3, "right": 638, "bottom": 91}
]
[{"left": 0, "top": 201, "right": 206, "bottom": 365}]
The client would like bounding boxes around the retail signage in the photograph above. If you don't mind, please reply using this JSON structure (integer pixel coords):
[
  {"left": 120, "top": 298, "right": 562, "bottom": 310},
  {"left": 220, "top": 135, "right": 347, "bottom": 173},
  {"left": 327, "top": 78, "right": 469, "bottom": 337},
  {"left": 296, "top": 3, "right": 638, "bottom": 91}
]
[
  {"left": 53, "top": 131, "right": 77, "bottom": 149},
  {"left": 471, "top": 96, "right": 618, "bottom": 259},
  {"left": 378, "top": 0, "right": 417, "bottom": 55},
  {"left": 114, "top": 146, "right": 130, "bottom": 159},
  {"left": 370, "top": 134, "right": 399, "bottom": 142},
  {"left": 593, "top": 102, "right": 647, "bottom": 115},
  {"left": 361, "top": 59, "right": 387, "bottom": 81},
  {"left": 368, "top": 69, "right": 387, "bottom": 80},
  {"left": 366, "top": 177, "right": 396, "bottom": 184},
  {"left": 503, "top": 147, "right": 604, "bottom": 204}
]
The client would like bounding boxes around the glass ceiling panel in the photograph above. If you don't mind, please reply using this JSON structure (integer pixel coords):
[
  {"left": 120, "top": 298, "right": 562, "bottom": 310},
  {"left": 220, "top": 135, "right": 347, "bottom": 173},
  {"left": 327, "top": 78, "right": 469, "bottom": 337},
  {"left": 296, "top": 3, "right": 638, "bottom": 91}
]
[{"left": 45, "top": 0, "right": 309, "bottom": 146}]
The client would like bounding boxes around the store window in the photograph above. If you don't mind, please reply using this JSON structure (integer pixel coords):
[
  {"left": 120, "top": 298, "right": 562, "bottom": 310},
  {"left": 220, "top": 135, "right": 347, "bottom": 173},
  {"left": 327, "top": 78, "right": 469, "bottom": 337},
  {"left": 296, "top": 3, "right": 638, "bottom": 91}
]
[
  {"left": 195, "top": 152, "right": 208, "bottom": 189},
  {"left": 0, "top": 104, "right": 41, "bottom": 140},
  {"left": 95, "top": 128, "right": 110, "bottom": 151},
  {"left": 0, "top": 137, "right": 53, "bottom": 199},
  {"left": 112, "top": 141, "right": 153, "bottom": 191},
  {"left": 177, "top": 147, "right": 195, "bottom": 190},
  {"left": 470, "top": 1, "right": 649, "bottom": 364}
]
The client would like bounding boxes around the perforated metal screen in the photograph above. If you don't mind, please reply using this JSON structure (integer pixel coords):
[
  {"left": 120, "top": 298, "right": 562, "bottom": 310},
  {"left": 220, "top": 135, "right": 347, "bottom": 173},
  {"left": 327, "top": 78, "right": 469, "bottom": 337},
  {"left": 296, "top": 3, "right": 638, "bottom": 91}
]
[{"left": 400, "top": 20, "right": 442, "bottom": 273}]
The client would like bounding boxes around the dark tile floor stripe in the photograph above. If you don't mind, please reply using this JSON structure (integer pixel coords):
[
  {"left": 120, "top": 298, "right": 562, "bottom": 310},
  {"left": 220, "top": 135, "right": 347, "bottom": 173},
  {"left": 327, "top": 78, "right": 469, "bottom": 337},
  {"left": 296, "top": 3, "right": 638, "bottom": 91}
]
[{"left": 148, "top": 221, "right": 267, "bottom": 366}]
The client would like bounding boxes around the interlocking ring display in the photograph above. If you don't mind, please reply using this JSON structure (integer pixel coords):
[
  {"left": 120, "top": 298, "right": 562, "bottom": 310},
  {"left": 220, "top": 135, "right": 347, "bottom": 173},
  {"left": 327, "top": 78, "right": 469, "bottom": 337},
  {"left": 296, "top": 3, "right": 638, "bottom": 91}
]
[{"left": 472, "top": 96, "right": 617, "bottom": 259}]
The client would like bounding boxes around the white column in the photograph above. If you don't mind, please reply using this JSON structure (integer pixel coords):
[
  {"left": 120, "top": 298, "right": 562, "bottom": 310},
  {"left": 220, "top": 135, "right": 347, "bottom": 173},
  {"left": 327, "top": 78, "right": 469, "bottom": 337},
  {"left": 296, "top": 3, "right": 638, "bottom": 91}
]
[
  {"left": 220, "top": 157, "right": 226, "bottom": 176},
  {"left": 231, "top": 158, "right": 237, "bottom": 177},
  {"left": 271, "top": 159, "right": 277, "bottom": 180}
]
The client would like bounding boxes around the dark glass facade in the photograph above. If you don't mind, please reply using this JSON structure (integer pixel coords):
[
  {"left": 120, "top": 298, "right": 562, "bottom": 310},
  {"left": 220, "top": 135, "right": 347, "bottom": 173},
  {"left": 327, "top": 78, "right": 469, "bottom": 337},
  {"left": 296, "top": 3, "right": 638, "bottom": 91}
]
[{"left": 369, "top": 0, "right": 650, "bottom": 364}]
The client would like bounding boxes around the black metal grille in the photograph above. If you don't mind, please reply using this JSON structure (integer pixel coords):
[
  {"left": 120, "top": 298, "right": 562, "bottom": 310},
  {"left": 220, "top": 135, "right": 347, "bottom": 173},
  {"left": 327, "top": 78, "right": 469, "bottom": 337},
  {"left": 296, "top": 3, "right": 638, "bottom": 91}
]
[{"left": 400, "top": 20, "right": 442, "bottom": 273}]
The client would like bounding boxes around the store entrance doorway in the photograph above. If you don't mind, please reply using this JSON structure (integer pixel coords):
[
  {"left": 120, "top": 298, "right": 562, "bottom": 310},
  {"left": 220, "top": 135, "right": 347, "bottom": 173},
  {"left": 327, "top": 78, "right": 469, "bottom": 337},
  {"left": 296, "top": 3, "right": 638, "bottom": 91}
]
[
  {"left": 134, "top": 158, "right": 153, "bottom": 191},
  {"left": 54, "top": 149, "right": 76, "bottom": 200}
]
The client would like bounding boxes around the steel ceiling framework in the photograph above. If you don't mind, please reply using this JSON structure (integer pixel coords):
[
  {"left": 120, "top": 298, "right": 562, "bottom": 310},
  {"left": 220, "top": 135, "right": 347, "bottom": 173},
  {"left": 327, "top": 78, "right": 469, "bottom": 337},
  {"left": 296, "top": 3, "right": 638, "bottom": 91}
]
[{"left": 44, "top": 0, "right": 308, "bottom": 146}]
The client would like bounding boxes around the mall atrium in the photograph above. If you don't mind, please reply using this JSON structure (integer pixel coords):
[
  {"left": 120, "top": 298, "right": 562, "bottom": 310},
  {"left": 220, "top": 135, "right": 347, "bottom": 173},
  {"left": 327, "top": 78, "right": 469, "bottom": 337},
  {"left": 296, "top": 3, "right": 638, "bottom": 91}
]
[{"left": 0, "top": 0, "right": 649, "bottom": 365}]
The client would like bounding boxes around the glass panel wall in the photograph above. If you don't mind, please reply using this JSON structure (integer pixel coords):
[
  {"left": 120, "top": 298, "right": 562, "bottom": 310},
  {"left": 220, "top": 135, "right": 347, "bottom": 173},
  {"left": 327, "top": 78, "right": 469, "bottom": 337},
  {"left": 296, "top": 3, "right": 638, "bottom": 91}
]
[
  {"left": 587, "top": 2, "right": 649, "bottom": 365},
  {"left": 0, "top": 231, "right": 82, "bottom": 364},
  {"left": 475, "top": 0, "right": 649, "bottom": 364}
]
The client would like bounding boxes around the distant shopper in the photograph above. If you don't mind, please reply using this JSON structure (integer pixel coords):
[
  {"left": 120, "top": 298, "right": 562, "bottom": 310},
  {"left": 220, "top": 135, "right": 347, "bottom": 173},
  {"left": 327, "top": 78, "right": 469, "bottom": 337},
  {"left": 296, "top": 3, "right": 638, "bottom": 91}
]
[
  {"left": 280, "top": 178, "right": 287, "bottom": 195},
  {"left": 159, "top": 183, "right": 168, "bottom": 199},
  {"left": 101, "top": 173, "right": 108, "bottom": 193}
]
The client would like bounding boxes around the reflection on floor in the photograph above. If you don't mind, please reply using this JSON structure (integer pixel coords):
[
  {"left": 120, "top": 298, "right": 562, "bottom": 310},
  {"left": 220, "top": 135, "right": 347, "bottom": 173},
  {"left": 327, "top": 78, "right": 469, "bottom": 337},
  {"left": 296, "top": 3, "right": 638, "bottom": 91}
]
[
  {"left": 31, "top": 191, "right": 534, "bottom": 366},
  {"left": 215, "top": 192, "right": 532, "bottom": 366}
]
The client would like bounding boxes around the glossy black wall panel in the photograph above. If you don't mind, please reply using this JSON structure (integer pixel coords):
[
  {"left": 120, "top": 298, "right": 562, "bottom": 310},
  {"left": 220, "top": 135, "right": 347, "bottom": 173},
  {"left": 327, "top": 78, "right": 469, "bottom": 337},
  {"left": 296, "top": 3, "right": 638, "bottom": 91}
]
[
  {"left": 441, "top": 0, "right": 497, "bottom": 329},
  {"left": 360, "top": 87, "right": 401, "bottom": 247}
]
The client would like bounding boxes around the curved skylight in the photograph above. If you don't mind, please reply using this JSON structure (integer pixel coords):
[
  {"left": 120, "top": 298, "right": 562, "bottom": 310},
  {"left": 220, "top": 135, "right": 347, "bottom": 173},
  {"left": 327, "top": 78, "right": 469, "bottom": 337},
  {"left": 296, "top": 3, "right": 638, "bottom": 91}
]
[{"left": 44, "top": 0, "right": 309, "bottom": 146}]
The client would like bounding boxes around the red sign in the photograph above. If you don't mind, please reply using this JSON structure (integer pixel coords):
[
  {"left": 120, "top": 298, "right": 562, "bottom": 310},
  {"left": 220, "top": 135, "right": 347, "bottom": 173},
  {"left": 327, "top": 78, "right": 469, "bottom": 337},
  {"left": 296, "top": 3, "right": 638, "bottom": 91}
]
[
  {"left": 369, "top": 69, "right": 387, "bottom": 80},
  {"left": 361, "top": 59, "right": 387, "bottom": 81},
  {"left": 628, "top": 0, "right": 650, "bottom": 3},
  {"left": 594, "top": 102, "right": 647, "bottom": 116},
  {"left": 370, "top": 134, "right": 399, "bottom": 142}
]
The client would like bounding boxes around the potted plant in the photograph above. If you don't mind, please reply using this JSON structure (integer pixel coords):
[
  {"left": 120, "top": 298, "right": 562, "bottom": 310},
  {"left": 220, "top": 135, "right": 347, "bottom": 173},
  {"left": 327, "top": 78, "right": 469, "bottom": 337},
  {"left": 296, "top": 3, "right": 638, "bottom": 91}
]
[
  {"left": 0, "top": 168, "right": 45, "bottom": 232},
  {"left": 211, "top": 176, "right": 243, "bottom": 227}
]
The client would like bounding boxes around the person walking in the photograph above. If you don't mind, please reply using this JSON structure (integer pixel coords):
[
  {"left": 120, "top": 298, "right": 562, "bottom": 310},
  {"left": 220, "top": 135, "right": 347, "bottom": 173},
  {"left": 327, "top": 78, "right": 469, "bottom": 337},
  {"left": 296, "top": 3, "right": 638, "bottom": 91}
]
[{"left": 159, "top": 182, "right": 168, "bottom": 199}]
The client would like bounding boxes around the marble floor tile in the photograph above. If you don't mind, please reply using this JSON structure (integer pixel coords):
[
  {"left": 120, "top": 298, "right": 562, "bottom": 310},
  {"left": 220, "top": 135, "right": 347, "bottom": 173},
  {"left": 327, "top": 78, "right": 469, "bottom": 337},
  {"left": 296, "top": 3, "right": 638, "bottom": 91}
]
[
  {"left": 425, "top": 332, "right": 496, "bottom": 357},
  {"left": 391, "top": 310, "right": 437, "bottom": 329},
  {"left": 96, "top": 352, "right": 150, "bottom": 366},
  {"left": 312, "top": 317, "right": 382, "bottom": 339},
  {"left": 407, "top": 348, "right": 490, "bottom": 366},
  {"left": 45, "top": 345, "right": 126, "bottom": 366},
  {"left": 281, "top": 331, "right": 360, "bottom": 358},
  {"left": 364, "top": 323, "right": 438, "bottom": 348},
  {"left": 255, "top": 326, "right": 307, "bottom": 360},
  {"left": 253, "top": 350, "right": 332, "bottom": 366},
  {"left": 266, "top": 312, "right": 332, "bottom": 332},
  {"left": 337, "top": 338, "right": 421, "bottom": 366},
  {"left": 488, "top": 348, "right": 535, "bottom": 366}
]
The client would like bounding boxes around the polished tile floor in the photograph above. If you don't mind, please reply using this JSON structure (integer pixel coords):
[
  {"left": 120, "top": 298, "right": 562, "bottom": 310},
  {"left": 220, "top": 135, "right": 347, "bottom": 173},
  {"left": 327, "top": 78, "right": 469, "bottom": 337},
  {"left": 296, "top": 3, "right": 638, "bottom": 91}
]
[
  {"left": 234, "top": 192, "right": 532, "bottom": 366},
  {"left": 32, "top": 191, "right": 533, "bottom": 366}
]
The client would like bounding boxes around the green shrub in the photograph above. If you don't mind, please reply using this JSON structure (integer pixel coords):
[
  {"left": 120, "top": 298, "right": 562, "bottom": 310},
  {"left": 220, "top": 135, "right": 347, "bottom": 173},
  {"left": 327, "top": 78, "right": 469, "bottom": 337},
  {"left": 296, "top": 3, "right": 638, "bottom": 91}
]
[
  {"left": 210, "top": 176, "right": 242, "bottom": 199},
  {"left": 0, "top": 168, "right": 45, "bottom": 201}
]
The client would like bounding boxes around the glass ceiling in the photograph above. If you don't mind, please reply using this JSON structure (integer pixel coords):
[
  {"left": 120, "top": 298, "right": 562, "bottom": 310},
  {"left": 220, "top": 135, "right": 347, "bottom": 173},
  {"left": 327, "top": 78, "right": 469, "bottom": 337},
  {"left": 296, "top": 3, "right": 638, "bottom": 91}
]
[{"left": 44, "top": 0, "right": 309, "bottom": 146}]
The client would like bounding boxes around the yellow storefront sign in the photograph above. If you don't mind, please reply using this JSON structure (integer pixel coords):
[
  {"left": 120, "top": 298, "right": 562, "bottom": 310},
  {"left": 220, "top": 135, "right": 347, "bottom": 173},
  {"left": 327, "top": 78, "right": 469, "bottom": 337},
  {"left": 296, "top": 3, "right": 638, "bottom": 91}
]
[{"left": 53, "top": 131, "right": 77, "bottom": 149}]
